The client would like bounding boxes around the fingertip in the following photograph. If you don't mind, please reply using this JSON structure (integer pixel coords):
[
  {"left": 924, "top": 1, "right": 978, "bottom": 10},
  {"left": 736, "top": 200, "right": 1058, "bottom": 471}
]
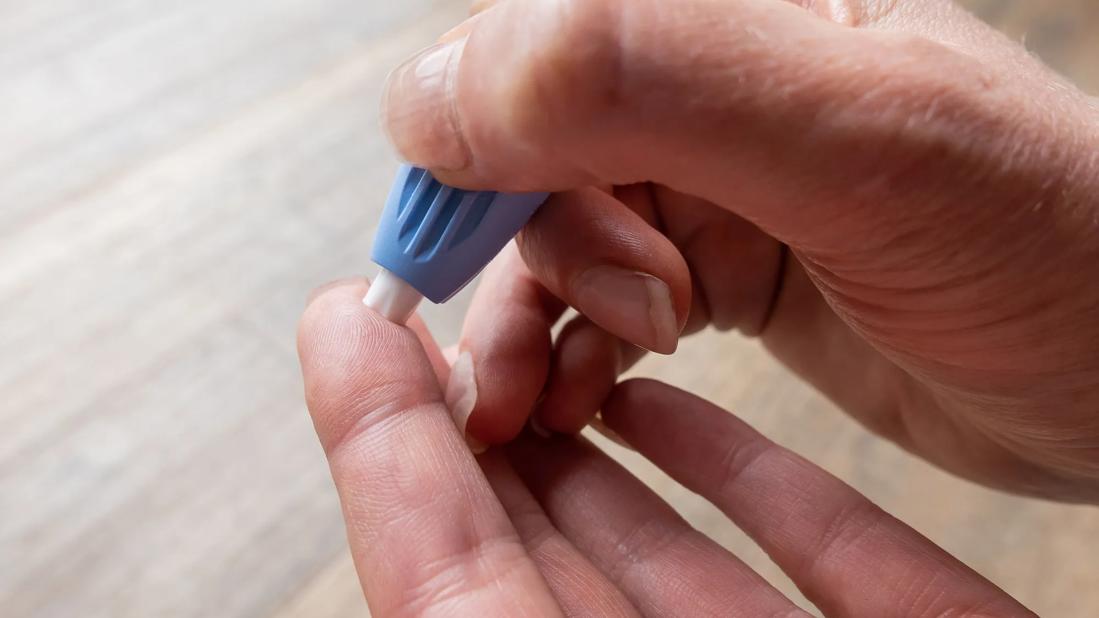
[
  {"left": 297, "top": 278, "right": 445, "bottom": 453},
  {"left": 571, "top": 266, "right": 683, "bottom": 355},
  {"left": 519, "top": 189, "right": 691, "bottom": 355},
  {"left": 298, "top": 278, "right": 371, "bottom": 360}
]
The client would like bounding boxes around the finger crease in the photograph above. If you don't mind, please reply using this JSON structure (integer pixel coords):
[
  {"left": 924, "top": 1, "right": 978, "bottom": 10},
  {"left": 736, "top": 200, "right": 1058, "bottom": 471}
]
[
  {"left": 795, "top": 498, "right": 885, "bottom": 584},
  {"left": 715, "top": 437, "right": 774, "bottom": 499},
  {"left": 393, "top": 532, "right": 533, "bottom": 616}
]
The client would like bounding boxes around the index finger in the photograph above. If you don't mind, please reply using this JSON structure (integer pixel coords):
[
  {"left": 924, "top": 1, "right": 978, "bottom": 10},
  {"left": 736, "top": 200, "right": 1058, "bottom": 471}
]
[{"left": 297, "top": 279, "right": 560, "bottom": 617}]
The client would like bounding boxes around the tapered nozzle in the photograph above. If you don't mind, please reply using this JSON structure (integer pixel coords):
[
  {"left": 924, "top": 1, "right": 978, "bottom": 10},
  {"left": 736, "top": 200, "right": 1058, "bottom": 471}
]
[{"left": 363, "top": 268, "right": 423, "bottom": 325}]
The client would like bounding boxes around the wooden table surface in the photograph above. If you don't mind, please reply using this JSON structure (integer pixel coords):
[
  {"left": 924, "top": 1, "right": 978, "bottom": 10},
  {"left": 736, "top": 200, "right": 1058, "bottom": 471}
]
[{"left": 1, "top": 1, "right": 1096, "bottom": 616}]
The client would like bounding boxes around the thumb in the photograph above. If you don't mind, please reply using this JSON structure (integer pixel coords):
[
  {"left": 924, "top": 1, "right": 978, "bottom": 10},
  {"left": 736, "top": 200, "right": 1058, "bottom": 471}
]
[{"left": 378, "top": 0, "right": 1068, "bottom": 252}]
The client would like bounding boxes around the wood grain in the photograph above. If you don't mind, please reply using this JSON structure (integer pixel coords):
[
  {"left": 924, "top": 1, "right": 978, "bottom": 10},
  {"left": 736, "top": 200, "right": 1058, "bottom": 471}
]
[{"left": 0, "top": 1, "right": 1095, "bottom": 616}]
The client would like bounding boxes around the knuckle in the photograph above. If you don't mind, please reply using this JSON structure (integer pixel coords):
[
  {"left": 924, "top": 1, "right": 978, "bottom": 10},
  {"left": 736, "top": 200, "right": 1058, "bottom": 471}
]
[
  {"left": 714, "top": 437, "right": 774, "bottom": 498},
  {"left": 896, "top": 571, "right": 1023, "bottom": 618},
  {"left": 793, "top": 498, "right": 884, "bottom": 581},
  {"left": 390, "top": 532, "right": 529, "bottom": 616}
]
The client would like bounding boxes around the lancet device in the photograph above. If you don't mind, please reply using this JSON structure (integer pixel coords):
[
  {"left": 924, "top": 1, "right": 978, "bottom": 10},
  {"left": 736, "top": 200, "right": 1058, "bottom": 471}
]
[{"left": 364, "top": 165, "right": 549, "bottom": 324}]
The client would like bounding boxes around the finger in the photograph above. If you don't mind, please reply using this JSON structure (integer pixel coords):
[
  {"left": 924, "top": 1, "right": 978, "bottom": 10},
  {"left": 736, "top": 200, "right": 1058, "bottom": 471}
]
[
  {"left": 612, "top": 183, "right": 713, "bottom": 336},
  {"left": 602, "top": 379, "right": 1035, "bottom": 617},
  {"left": 466, "top": 185, "right": 689, "bottom": 439},
  {"left": 517, "top": 188, "right": 691, "bottom": 354},
  {"left": 298, "top": 279, "right": 561, "bottom": 616},
  {"left": 408, "top": 312, "right": 451, "bottom": 386},
  {"left": 533, "top": 316, "right": 621, "bottom": 435},
  {"left": 478, "top": 451, "right": 640, "bottom": 617},
  {"left": 449, "top": 244, "right": 565, "bottom": 447},
  {"left": 530, "top": 188, "right": 784, "bottom": 435},
  {"left": 648, "top": 186, "right": 786, "bottom": 335},
  {"left": 505, "top": 435, "right": 807, "bottom": 617},
  {"left": 309, "top": 277, "right": 452, "bottom": 394}
]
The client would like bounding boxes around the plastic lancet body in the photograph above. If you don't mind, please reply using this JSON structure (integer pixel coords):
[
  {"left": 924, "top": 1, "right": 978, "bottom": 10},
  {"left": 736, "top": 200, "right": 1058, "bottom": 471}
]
[{"left": 364, "top": 165, "right": 549, "bottom": 323}]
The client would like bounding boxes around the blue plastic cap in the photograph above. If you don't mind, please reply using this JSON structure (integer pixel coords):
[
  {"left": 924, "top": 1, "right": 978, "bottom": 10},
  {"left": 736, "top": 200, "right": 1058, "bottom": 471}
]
[{"left": 371, "top": 165, "right": 549, "bottom": 303}]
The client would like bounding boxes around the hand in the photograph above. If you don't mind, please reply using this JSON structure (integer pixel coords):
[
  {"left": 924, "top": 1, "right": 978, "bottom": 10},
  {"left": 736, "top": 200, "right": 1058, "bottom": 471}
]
[
  {"left": 298, "top": 280, "right": 1034, "bottom": 616},
  {"left": 381, "top": 0, "right": 1099, "bottom": 501}
]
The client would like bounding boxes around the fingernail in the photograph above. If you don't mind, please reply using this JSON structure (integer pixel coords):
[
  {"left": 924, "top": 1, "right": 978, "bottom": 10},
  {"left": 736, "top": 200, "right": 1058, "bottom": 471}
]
[
  {"left": 380, "top": 36, "right": 471, "bottom": 171},
  {"left": 442, "top": 344, "right": 460, "bottom": 366},
  {"left": 572, "top": 266, "right": 679, "bottom": 354},
  {"left": 445, "top": 350, "right": 484, "bottom": 453}
]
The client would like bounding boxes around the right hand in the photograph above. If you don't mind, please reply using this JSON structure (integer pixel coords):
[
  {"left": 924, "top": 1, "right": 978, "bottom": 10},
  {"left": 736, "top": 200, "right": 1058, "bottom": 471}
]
[{"left": 381, "top": 0, "right": 1099, "bottom": 502}]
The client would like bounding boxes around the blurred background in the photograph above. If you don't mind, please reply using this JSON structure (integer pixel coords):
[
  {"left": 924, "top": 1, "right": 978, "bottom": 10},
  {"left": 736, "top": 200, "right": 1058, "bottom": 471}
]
[{"left": 2, "top": 1, "right": 1097, "bottom": 616}]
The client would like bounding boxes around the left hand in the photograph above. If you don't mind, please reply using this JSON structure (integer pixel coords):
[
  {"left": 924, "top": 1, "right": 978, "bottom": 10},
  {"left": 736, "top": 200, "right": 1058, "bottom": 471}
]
[{"left": 298, "top": 278, "right": 1033, "bottom": 617}]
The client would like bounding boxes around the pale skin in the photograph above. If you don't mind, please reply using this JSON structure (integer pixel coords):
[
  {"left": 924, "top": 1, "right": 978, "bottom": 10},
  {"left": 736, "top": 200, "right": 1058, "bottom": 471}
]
[{"left": 298, "top": 0, "right": 1099, "bottom": 614}]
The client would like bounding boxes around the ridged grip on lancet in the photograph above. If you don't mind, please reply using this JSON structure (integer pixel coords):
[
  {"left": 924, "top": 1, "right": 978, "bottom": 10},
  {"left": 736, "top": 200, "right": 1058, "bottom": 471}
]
[{"left": 371, "top": 165, "right": 549, "bottom": 303}]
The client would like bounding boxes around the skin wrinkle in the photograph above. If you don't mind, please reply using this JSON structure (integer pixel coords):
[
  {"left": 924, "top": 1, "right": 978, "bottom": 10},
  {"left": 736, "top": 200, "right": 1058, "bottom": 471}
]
[
  {"left": 335, "top": 419, "right": 474, "bottom": 546},
  {"left": 714, "top": 436, "right": 775, "bottom": 501},
  {"left": 793, "top": 499, "right": 887, "bottom": 587},
  {"left": 791, "top": 64, "right": 1099, "bottom": 389},
  {"left": 854, "top": 349, "right": 1023, "bottom": 489},
  {"left": 385, "top": 533, "right": 537, "bottom": 617},
  {"left": 900, "top": 567, "right": 954, "bottom": 618},
  {"left": 818, "top": 282, "right": 1091, "bottom": 390}
]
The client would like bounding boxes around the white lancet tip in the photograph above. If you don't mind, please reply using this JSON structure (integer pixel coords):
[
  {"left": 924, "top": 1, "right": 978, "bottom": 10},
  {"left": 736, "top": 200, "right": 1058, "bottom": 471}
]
[{"left": 363, "top": 268, "right": 424, "bottom": 325}]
